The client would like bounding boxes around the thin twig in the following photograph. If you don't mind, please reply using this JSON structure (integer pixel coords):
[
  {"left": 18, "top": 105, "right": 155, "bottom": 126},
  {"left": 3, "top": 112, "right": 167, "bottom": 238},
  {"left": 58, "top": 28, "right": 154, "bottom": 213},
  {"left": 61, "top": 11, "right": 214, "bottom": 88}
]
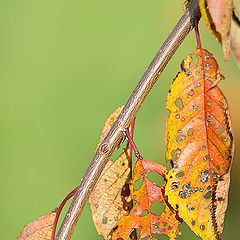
[
  {"left": 56, "top": 1, "right": 201, "bottom": 239},
  {"left": 52, "top": 187, "right": 77, "bottom": 240},
  {"left": 129, "top": 118, "right": 136, "bottom": 172},
  {"left": 125, "top": 128, "right": 143, "bottom": 160}
]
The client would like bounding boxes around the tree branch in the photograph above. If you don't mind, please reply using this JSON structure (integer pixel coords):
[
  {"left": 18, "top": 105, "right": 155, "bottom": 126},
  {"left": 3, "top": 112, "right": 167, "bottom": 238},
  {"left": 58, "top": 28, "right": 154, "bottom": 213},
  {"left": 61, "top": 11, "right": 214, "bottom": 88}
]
[{"left": 56, "top": 1, "right": 201, "bottom": 239}]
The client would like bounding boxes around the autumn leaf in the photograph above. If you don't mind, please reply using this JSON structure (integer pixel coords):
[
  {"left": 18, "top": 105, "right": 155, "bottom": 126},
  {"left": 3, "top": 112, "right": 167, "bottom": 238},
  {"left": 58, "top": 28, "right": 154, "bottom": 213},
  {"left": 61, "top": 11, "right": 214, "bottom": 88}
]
[
  {"left": 199, "top": 0, "right": 240, "bottom": 65},
  {"left": 18, "top": 210, "right": 57, "bottom": 240},
  {"left": 165, "top": 48, "right": 234, "bottom": 240},
  {"left": 112, "top": 159, "right": 182, "bottom": 240},
  {"left": 99, "top": 105, "right": 124, "bottom": 144},
  {"left": 90, "top": 105, "right": 132, "bottom": 239},
  {"left": 233, "top": 0, "right": 240, "bottom": 21},
  {"left": 205, "top": 0, "right": 233, "bottom": 60},
  {"left": 89, "top": 150, "right": 131, "bottom": 239},
  {"left": 231, "top": 10, "right": 240, "bottom": 67}
]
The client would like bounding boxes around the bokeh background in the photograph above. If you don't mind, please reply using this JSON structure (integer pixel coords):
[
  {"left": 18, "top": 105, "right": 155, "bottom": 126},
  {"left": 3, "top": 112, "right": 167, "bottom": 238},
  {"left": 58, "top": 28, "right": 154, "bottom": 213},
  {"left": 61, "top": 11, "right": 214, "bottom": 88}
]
[{"left": 0, "top": 0, "right": 239, "bottom": 239}]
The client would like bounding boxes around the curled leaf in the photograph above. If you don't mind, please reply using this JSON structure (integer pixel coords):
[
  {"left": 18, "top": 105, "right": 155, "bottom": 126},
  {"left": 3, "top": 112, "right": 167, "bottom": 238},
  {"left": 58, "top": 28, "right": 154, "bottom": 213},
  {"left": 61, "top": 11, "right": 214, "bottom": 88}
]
[
  {"left": 233, "top": 0, "right": 240, "bottom": 21},
  {"left": 207, "top": 0, "right": 233, "bottom": 60},
  {"left": 89, "top": 150, "right": 131, "bottom": 239},
  {"left": 18, "top": 210, "right": 57, "bottom": 240},
  {"left": 199, "top": 0, "right": 222, "bottom": 43},
  {"left": 99, "top": 105, "right": 124, "bottom": 143},
  {"left": 112, "top": 159, "right": 181, "bottom": 240},
  {"left": 231, "top": 17, "right": 240, "bottom": 67},
  {"left": 199, "top": 0, "right": 240, "bottom": 66},
  {"left": 165, "top": 48, "right": 233, "bottom": 240}
]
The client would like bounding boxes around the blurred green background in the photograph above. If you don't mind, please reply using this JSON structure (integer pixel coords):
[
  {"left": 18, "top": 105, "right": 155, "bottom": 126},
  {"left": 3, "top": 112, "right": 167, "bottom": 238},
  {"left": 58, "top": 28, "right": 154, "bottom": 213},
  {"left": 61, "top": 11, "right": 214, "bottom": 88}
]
[{"left": 0, "top": 0, "right": 239, "bottom": 239}]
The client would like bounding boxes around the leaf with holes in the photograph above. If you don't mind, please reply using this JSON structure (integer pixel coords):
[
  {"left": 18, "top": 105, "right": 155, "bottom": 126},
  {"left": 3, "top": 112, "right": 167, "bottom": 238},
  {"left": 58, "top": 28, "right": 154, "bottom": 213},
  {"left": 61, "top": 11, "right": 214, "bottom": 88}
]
[
  {"left": 112, "top": 159, "right": 182, "bottom": 240},
  {"left": 18, "top": 210, "right": 57, "bottom": 240},
  {"left": 89, "top": 149, "right": 131, "bottom": 239},
  {"left": 165, "top": 48, "right": 234, "bottom": 240}
]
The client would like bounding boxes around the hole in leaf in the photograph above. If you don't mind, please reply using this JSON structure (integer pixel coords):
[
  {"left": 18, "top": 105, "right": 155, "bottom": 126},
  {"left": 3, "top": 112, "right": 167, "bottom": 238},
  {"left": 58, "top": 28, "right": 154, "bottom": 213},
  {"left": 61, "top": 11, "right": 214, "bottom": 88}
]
[
  {"left": 188, "top": 89, "right": 194, "bottom": 96},
  {"left": 102, "top": 217, "right": 108, "bottom": 224},
  {"left": 176, "top": 135, "right": 186, "bottom": 142},
  {"left": 139, "top": 210, "right": 148, "bottom": 216},
  {"left": 176, "top": 171, "right": 184, "bottom": 178},
  {"left": 174, "top": 97, "right": 184, "bottom": 110},
  {"left": 133, "top": 178, "right": 143, "bottom": 191},
  {"left": 154, "top": 222, "right": 160, "bottom": 230},
  {"left": 190, "top": 54, "right": 198, "bottom": 67},
  {"left": 215, "top": 127, "right": 224, "bottom": 135},
  {"left": 204, "top": 190, "right": 212, "bottom": 199},
  {"left": 136, "top": 228, "right": 140, "bottom": 238},
  {"left": 204, "top": 65, "right": 210, "bottom": 71},
  {"left": 200, "top": 225, "right": 205, "bottom": 230},
  {"left": 205, "top": 76, "right": 217, "bottom": 82},
  {"left": 171, "top": 149, "right": 181, "bottom": 161},
  {"left": 147, "top": 172, "right": 164, "bottom": 187},
  {"left": 150, "top": 201, "right": 165, "bottom": 215}
]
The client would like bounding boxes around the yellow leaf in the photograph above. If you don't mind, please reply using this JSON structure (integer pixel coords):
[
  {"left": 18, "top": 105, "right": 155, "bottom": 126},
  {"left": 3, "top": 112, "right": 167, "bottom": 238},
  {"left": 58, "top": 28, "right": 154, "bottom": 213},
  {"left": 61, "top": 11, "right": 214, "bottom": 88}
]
[
  {"left": 165, "top": 48, "right": 233, "bottom": 240},
  {"left": 89, "top": 150, "right": 131, "bottom": 239}
]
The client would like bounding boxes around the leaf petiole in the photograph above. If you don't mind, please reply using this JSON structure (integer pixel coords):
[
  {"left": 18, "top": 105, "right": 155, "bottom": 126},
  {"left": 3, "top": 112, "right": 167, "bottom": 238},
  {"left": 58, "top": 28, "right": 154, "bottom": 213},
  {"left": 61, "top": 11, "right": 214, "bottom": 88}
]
[
  {"left": 194, "top": 18, "right": 202, "bottom": 49},
  {"left": 124, "top": 128, "right": 143, "bottom": 160}
]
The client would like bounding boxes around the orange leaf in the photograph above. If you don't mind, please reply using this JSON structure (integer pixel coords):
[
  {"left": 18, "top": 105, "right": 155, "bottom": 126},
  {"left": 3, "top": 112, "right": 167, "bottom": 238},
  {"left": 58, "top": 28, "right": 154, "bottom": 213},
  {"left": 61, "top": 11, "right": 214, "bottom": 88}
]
[
  {"left": 112, "top": 159, "right": 181, "bottom": 240},
  {"left": 165, "top": 48, "right": 234, "bottom": 240},
  {"left": 89, "top": 150, "right": 131, "bottom": 239},
  {"left": 18, "top": 210, "right": 57, "bottom": 240},
  {"left": 99, "top": 105, "right": 124, "bottom": 144}
]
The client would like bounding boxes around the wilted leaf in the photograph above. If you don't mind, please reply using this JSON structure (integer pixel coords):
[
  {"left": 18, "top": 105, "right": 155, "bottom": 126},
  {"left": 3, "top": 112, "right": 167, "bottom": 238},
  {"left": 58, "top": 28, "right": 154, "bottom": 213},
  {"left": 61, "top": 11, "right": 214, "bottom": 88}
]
[
  {"left": 90, "top": 105, "right": 131, "bottom": 239},
  {"left": 233, "top": 0, "right": 240, "bottom": 21},
  {"left": 199, "top": 0, "right": 222, "bottom": 42},
  {"left": 207, "top": 0, "right": 233, "bottom": 60},
  {"left": 18, "top": 210, "right": 57, "bottom": 240},
  {"left": 165, "top": 48, "right": 233, "bottom": 240},
  {"left": 112, "top": 159, "right": 181, "bottom": 240},
  {"left": 199, "top": 0, "right": 240, "bottom": 65},
  {"left": 99, "top": 105, "right": 124, "bottom": 143},
  {"left": 89, "top": 150, "right": 131, "bottom": 239},
  {"left": 231, "top": 16, "right": 240, "bottom": 67}
]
